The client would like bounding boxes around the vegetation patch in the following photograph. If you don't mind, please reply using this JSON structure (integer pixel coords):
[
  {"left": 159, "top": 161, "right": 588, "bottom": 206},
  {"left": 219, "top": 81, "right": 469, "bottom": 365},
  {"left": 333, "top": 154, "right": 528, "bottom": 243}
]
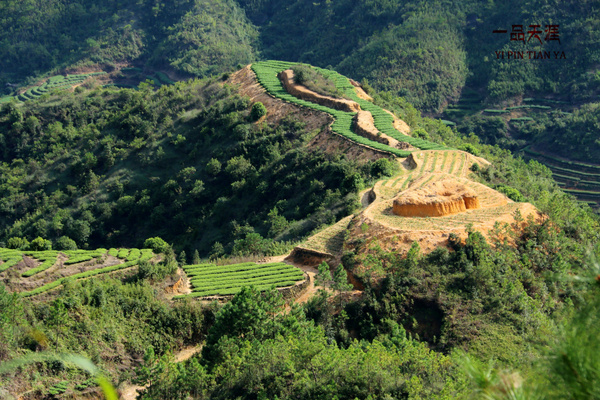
[
  {"left": 251, "top": 61, "right": 448, "bottom": 157},
  {"left": 0, "top": 248, "right": 155, "bottom": 297},
  {"left": 291, "top": 64, "right": 345, "bottom": 99},
  {"left": 178, "top": 261, "right": 305, "bottom": 298}
]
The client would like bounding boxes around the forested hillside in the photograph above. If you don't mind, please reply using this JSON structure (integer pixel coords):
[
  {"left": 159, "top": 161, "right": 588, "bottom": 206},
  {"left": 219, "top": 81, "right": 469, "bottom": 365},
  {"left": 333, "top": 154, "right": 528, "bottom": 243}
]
[
  {"left": 3, "top": 0, "right": 599, "bottom": 110},
  {"left": 0, "top": 0, "right": 257, "bottom": 86},
  {"left": 0, "top": 79, "right": 375, "bottom": 255},
  {"left": 1, "top": 2, "right": 600, "bottom": 399},
  {"left": 2, "top": 0, "right": 599, "bottom": 166}
]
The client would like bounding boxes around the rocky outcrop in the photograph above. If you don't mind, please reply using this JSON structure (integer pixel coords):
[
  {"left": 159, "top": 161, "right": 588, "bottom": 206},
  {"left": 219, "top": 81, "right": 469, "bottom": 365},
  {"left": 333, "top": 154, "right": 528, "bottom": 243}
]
[
  {"left": 278, "top": 69, "right": 361, "bottom": 112},
  {"left": 165, "top": 276, "right": 184, "bottom": 294},
  {"left": 393, "top": 179, "right": 480, "bottom": 217},
  {"left": 285, "top": 247, "right": 334, "bottom": 267}
]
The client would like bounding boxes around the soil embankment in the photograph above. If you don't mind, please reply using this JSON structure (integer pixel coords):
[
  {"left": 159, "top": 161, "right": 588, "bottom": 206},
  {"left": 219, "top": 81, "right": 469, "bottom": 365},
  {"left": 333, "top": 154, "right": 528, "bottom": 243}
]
[{"left": 278, "top": 69, "right": 360, "bottom": 112}]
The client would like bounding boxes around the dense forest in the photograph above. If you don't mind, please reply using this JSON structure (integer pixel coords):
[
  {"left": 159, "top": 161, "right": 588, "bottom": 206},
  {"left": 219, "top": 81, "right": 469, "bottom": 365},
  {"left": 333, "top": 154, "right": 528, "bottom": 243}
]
[
  {"left": 2, "top": 0, "right": 599, "bottom": 162},
  {"left": 0, "top": 80, "right": 374, "bottom": 255}
]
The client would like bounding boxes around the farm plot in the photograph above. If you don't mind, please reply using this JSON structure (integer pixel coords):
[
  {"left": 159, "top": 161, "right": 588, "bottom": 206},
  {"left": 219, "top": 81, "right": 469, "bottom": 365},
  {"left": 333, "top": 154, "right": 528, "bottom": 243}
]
[
  {"left": 178, "top": 261, "right": 305, "bottom": 299},
  {"left": 251, "top": 61, "right": 448, "bottom": 157},
  {"left": 15, "top": 72, "right": 107, "bottom": 102},
  {"left": 524, "top": 147, "right": 600, "bottom": 210},
  {"left": 0, "top": 247, "right": 154, "bottom": 297}
]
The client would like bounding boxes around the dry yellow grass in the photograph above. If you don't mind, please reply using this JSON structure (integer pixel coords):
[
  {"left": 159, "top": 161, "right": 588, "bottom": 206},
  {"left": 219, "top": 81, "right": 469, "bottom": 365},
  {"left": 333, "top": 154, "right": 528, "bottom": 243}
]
[{"left": 301, "top": 215, "right": 353, "bottom": 255}]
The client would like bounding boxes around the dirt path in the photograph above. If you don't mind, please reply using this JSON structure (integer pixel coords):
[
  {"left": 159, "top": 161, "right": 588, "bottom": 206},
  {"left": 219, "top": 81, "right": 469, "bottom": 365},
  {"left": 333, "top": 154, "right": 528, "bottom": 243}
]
[
  {"left": 293, "top": 266, "right": 319, "bottom": 304},
  {"left": 119, "top": 346, "right": 202, "bottom": 400},
  {"left": 261, "top": 255, "right": 325, "bottom": 304}
]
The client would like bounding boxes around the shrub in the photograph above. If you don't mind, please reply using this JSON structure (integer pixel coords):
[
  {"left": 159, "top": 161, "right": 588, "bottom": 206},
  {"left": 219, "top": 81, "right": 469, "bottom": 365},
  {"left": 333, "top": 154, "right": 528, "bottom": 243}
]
[
  {"left": 7, "top": 237, "right": 29, "bottom": 250},
  {"left": 495, "top": 185, "right": 525, "bottom": 202},
  {"left": 144, "top": 237, "right": 171, "bottom": 254},
  {"left": 461, "top": 143, "right": 479, "bottom": 156},
  {"left": 54, "top": 236, "right": 77, "bottom": 250},
  {"left": 250, "top": 101, "right": 267, "bottom": 121},
  {"left": 370, "top": 158, "right": 397, "bottom": 178},
  {"left": 29, "top": 237, "right": 52, "bottom": 251}
]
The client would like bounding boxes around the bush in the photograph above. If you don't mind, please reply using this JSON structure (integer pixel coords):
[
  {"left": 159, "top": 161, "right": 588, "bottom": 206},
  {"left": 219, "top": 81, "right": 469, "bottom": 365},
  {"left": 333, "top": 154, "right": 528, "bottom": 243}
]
[
  {"left": 495, "top": 185, "right": 525, "bottom": 202},
  {"left": 370, "top": 158, "right": 397, "bottom": 178},
  {"left": 143, "top": 237, "right": 171, "bottom": 254},
  {"left": 54, "top": 236, "right": 77, "bottom": 250},
  {"left": 7, "top": 237, "right": 29, "bottom": 250},
  {"left": 461, "top": 143, "right": 479, "bottom": 156},
  {"left": 29, "top": 237, "right": 52, "bottom": 251},
  {"left": 250, "top": 101, "right": 267, "bottom": 121}
]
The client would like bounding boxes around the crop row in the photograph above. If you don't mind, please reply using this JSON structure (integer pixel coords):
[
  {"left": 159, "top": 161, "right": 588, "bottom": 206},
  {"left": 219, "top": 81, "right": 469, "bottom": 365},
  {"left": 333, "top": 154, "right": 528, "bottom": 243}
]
[
  {"left": 20, "top": 258, "right": 144, "bottom": 297},
  {"left": 524, "top": 147, "right": 600, "bottom": 171},
  {"left": 1, "top": 248, "right": 150, "bottom": 276},
  {"left": 19, "top": 248, "right": 154, "bottom": 297},
  {"left": 190, "top": 265, "right": 301, "bottom": 284},
  {"left": 63, "top": 248, "right": 107, "bottom": 265},
  {"left": 182, "top": 259, "right": 305, "bottom": 298},
  {"left": 549, "top": 166, "right": 600, "bottom": 180},
  {"left": 21, "top": 251, "right": 60, "bottom": 277},
  {"left": 191, "top": 272, "right": 305, "bottom": 293},
  {"left": 126, "top": 248, "right": 141, "bottom": 261},
  {"left": 117, "top": 249, "right": 130, "bottom": 259},
  {"left": 22, "top": 256, "right": 58, "bottom": 277},
  {"left": 484, "top": 109, "right": 510, "bottom": 113},
  {"left": 0, "top": 256, "right": 22, "bottom": 273},
  {"left": 552, "top": 172, "right": 600, "bottom": 185},
  {"left": 186, "top": 263, "right": 289, "bottom": 277},
  {"left": 311, "top": 65, "right": 448, "bottom": 151},
  {"left": 177, "top": 280, "right": 301, "bottom": 299},
  {"left": 184, "top": 262, "right": 284, "bottom": 276},
  {"left": 252, "top": 61, "right": 419, "bottom": 157},
  {"left": 523, "top": 98, "right": 569, "bottom": 104},
  {"left": 506, "top": 105, "right": 551, "bottom": 110},
  {"left": 15, "top": 72, "right": 107, "bottom": 102}
]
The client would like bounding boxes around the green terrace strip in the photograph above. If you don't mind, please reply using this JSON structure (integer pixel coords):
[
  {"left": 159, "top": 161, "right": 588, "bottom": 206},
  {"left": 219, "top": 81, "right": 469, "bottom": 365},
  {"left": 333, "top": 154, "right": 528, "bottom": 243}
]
[
  {"left": 190, "top": 266, "right": 303, "bottom": 284},
  {"left": 117, "top": 249, "right": 130, "bottom": 259},
  {"left": 18, "top": 248, "right": 155, "bottom": 297},
  {"left": 483, "top": 109, "right": 510, "bottom": 113},
  {"left": 155, "top": 71, "right": 175, "bottom": 85},
  {"left": 21, "top": 251, "right": 59, "bottom": 277},
  {"left": 13, "top": 72, "right": 107, "bottom": 102},
  {"left": 108, "top": 248, "right": 119, "bottom": 257},
  {"left": 126, "top": 248, "right": 141, "bottom": 261},
  {"left": 0, "top": 249, "right": 23, "bottom": 273},
  {"left": 523, "top": 97, "right": 570, "bottom": 104},
  {"left": 311, "top": 64, "right": 448, "bottom": 151},
  {"left": 64, "top": 249, "right": 107, "bottom": 265},
  {"left": 251, "top": 61, "right": 448, "bottom": 157},
  {"left": 524, "top": 147, "right": 600, "bottom": 170},
  {"left": 178, "top": 261, "right": 305, "bottom": 298},
  {"left": 506, "top": 105, "right": 551, "bottom": 110}
]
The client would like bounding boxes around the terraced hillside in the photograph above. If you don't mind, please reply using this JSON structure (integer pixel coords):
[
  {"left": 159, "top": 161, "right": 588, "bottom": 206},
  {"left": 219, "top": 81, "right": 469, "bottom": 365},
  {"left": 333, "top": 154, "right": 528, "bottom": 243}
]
[
  {"left": 0, "top": 72, "right": 107, "bottom": 103},
  {"left": 356, "top": 150, "right": 538, "bottom": 252},
  {"left": 251, "top": 60, "right": 448, "bottom": 157},
  {"left": 0, "top": 69, "right": 177, "bottom": 104},
  {"left": 296, "top": 147, "right": 539, "bottom": 263},
  {"left": 0, "top": 247, "right": 155, "bottom": 297},
  {"left": 524, "top": 147, "right": 600, "bottom": 211},
  {"left": 243, "top": 61, "right": 540, "bottom": 264},
  {"left": 177, "top": 261, "right": 306, "bottom": 299}
]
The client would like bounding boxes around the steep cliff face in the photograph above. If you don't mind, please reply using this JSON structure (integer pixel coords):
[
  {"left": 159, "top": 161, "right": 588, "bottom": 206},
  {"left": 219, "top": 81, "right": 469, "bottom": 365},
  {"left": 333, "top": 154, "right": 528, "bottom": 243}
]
[{"left": 392, "top": 180, "right": 481, "bottom": 217}]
